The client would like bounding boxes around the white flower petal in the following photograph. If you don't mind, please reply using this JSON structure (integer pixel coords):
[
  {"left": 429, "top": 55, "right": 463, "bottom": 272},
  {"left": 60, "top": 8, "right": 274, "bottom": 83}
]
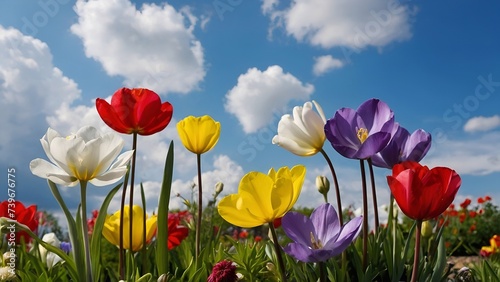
[
  {"left": 30, "top": 159, "right": 77, "bottom": 186},
  {"left": 75, "top": 125, "right": 101, "bottom": 142},
  {"left": 90, "top": 167, "right": 128, "bottom": 186}
]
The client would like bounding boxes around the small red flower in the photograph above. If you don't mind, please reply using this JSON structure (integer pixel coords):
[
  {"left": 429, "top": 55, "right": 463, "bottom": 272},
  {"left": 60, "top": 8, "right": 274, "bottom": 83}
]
[
  {"left": 0, "top": 201, "right": 38, "bottom": 243},
  {"left": 254, "top": 235, "right": 262, "bottom": 243},
  {"left": 239, "top": 230, "right": 248, "bottom": 239},
  {"left": 96, "top": 88, "right": 173, "bottom": 135},
  {"left": 485, "top": 196, "right": 492, "bottom": 201},
  {"left": 460, "top": 198, "right": 471, "bottom": 209},
  {"left": 469, "top": 224, "right": 476, "bottom": 232},
  {"left": 387, "top": 161, "right": 461, "bottom": 221},
  {"left": 208, "top": 260, "right": 238, "bottom": 282},
  {"left": 167, "top": 213, "right": 189, "bottom": 250},
  {"left": 469, "top": 211, "right": 477, "bottom": 218},
  {"left": 478, "top": 197, "right": 485, "bottom": 204}
]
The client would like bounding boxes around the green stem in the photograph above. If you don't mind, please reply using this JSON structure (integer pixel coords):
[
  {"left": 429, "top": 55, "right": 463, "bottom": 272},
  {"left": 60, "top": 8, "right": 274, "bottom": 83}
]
[
  {"left": 359, "top": 159, "right": 368, "bottom": 270},
  {"left": 80, "top": 181, "right": 93, "bottom": 282},
  {"left": 269, "top": 224, "right": 287, "bottom": 282},
  {"left": 129, "top": 133, "right": 138, "bottom": 260},
  {"left": 367, "top": 158, "right": 379, "bottom": 232},
  {"left": 195, "top": 153, "right": 203, "bottom": 264},
  {"left": 320, "top": 149, "right": 343, "bottom": 226},
  {"left": 319, "top": 261, "right": 327, "bottom": 282},
  {"left": 119, "top": 173, "right": 128, "bottom": 279},
  {"left": 411, "top": 220, "right": 422, "bottom": 282}
]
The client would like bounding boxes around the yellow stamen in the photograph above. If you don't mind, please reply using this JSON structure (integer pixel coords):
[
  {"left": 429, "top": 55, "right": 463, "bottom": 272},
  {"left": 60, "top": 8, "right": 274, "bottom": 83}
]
[
  {"left": 310, "top": 232, "right": 323, "bottom": 249},
  {"left": 357, "top": 128, "right": 368, "bottom": 143}
]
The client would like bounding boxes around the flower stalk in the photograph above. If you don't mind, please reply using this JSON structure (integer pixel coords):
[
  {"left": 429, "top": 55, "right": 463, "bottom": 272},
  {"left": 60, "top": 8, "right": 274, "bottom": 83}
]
[
  {"left": 269, "top": 223, "right": 287, "bottom": 282},
  {"left": 359, "top": 159, "right": 368, "bottom": 270},
  {"left": 411, "top": 220, "right": 422, "bottom": 282},
  {"left": 320, "top": 149, "right": 342, "bottom": 225},
  {"left": 195, "top": 153, "right": 203, "bottom": 263},
  {"left": 79, "top": 181, "right": 93, "bottom": 282},
  {"left": 367, "top": 158, "right": 379, "bottom": 232}
]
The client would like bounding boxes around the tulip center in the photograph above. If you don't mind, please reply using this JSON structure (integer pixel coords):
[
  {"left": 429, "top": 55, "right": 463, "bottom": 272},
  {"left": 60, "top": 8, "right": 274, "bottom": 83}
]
[
  {"left": 357, "top": 128, "right": 368, "bottom": 143},
  {"left": 310, "top": 232, "right": 323, "bottom": 249}
]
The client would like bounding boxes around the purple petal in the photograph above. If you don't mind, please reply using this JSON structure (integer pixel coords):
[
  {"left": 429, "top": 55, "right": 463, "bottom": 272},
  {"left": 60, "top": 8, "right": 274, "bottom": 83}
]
[
  {"left": 354, "top": 132, "right": 391, "bottom": 159},
  {"left": 324, "top": 216, "right": 363, "bottom": 256},
  {"left": 357, "top": 99, "right": 394, "bottom": 132},
  {"left": 283, "top": 243, "right": 316, "bottom": 263},
  {"left": 282, "top": 212, "right": 315, "bottom": 247},
  {"left": 371, "top": 125, "right": 408, "bottom": 168},
  {"left": 310, "top": 203, "right": 341, "bottom": 245},
  {"left": 403, "top": 129, "right": 432, "bottom": 162}
]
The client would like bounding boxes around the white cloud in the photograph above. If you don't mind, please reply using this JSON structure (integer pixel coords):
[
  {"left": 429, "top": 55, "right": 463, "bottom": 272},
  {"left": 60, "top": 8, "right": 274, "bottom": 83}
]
[
  {"left": 224, "top": 65, "right": 314, "bottom": 133},
  {"left": 313, "top": 55, "right": 344, "bottom": 76},
  {"left": 0, "top": 25, "right": 81, "bottom": 163},
  {"left": 424, "top": 132, "right": 500, "bottom": 175},
  {"left": 263, "top": 0, "right": 414, "bottom": 50},
  {"left": 71, "top": 0, "right": 205, "bottom": 94},
  {"left": 464, "top": 115, "right": 500, "bottom": 133}
]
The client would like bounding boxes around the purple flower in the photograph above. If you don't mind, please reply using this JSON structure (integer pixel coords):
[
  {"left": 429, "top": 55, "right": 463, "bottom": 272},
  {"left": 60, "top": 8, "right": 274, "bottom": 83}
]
[
  {"left": 371, "top": 124, "right": 432, "bottom": 169},
  {"left": 60, "top": 241, "right": 72, "bottom": 254},
  {"left": 282, "top": 203, "right": 362, "bottom": 263},
  {"left": 324, "top": 98, "right": 395, "bottom": 159}
]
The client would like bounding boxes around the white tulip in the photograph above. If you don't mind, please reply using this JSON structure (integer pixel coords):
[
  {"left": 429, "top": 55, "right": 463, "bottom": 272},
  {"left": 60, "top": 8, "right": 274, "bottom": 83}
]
[
  {"left": 30, "top": 126, "right": 134, "bottom": 187},
  {"left": 272, "top": 101, "right": 327, "bottom": 156},
  {"left": 38, "top": 232, "right": 62, "bottom": 268}
]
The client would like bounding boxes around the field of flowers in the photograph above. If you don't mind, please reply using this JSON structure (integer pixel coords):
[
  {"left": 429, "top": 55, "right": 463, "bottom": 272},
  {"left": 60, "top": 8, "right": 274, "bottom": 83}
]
[{"left": 1, "top": 88, "right": 500, "bottom": 281}]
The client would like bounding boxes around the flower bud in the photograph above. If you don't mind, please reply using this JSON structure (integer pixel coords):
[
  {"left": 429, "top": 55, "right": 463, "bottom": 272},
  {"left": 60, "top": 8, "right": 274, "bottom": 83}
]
[
  {"left": 421, "top": 220, "right": 433, "bottom": 238},
  {"left": 315, "top": 176, "right": 330, "bottom": 195},
  {"left": 215, "top": 182, "right": 224, "bottom": 196}
]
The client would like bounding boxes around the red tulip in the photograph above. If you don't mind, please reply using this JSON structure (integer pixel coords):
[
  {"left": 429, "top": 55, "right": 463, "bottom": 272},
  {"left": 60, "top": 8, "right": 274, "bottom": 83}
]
[
  {"left": 387, "top": 161, "right": 461, "bottom": 221},
  {"left": 0, "top": 201, "right": 38, "bottom": 243},
  {"left": 167, "top": 213, "right": 189, "bottom": 250},
  {"left": 96, "top": 88, "right": 173, "bottom": 135}
]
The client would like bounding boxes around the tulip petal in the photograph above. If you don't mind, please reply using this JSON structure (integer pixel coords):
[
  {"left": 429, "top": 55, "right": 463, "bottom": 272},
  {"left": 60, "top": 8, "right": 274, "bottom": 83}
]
[
  {"left": 327, "top": 216, "right": 363, "bottom": 256},
  {"left": 141, "top": 102, "right": 173, "bottom": 135},
  {"left": 96, "top": 98, "right": 132, "bottom": 134},
  {"left": 283, "top": 242, "right": 318, "bottom": 263},
  {"left": 218, "top": 194, "right": 266, "bottom": 228},
  {"left": 29, "top": 159, "right": 78, "bottom": 186},
  {"left": 282, "top": 211, "right": 315, "bottom": 247},
  {"left": 310, "top": 203, "right": 341, "bottom": 244}
]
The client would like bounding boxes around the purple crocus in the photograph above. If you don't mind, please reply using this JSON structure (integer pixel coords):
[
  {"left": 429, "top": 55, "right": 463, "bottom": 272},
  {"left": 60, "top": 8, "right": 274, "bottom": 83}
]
[
  {"left": 324, "top": 98, "right": 395, "bottom": 159},
  {"left": 282, "top": 203, "right": 362, "bottom": 263},
  {"left": 371, "top": 124, "right": 432, "bottom": 169}
]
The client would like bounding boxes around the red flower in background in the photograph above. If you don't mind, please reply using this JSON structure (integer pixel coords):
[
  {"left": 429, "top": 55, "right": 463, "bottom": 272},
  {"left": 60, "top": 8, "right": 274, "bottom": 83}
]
[
  {"left": 0, "top": 201, "right": 38, "bottom": 243},
  {"left": 96, "top": 88, "right": 173, "bottom": 135},
  {"left": 87, "top": 210, "right": 99, "bottom": 236},
  {"left": 460, "top": 198, "right": 471, "bottom": 209},
  {"left": 208, "top": 260, "right": 238, "bottom": 282},
  {"left": 167, "top": 213, "right": 189, "bottom": 250},
  {"left": 387, "top": 161, "right": 461, "bottom": 221}
]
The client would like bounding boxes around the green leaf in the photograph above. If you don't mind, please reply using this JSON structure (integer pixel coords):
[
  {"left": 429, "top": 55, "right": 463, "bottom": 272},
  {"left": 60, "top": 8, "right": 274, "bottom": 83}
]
[
  {"left": 90, "top": 182, "right": 122, "bottom": 282},
  {"left": 156, "top": 141, "right": 175, "bottom": 276},
  {"left": 47, "top": 180, "right": 85, "bottom": 280},
  {"left": 430, "top": 236, "right": 447, "bottom": 282}
]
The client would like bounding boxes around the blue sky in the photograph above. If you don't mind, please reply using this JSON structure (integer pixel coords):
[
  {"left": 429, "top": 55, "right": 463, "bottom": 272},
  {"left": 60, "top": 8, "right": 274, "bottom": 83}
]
[{"left": 1, "top": 0, "right": 500, "bottom": 226}]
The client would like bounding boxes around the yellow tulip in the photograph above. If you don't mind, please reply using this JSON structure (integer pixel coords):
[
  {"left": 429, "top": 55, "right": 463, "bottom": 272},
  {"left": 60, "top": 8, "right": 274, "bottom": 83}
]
[
  {"left": 102, "top": 205, "right": 157, "bottom": 251},
  {"left": 177, "top": 115, "right": 221, "bottom": 154},
  {"left": 218, "top": 165, "right": 306, "bottom": 228}
]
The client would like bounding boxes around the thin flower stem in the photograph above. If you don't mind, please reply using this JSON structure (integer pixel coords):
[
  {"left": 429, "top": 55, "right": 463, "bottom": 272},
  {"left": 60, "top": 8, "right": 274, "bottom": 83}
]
[
  {"left": 359, "top": 159, "right": 368, "bottom": 270},
  {"left": 195, "top": 153, "right": 203, "bottom": 264},
  {"left": 129, "top": 133, "right": 138, "bottom": 261},
  {"left": 80, "top": 181, "right": 93, "bottom": 282},
  {"left": 119, "top": 174, "right": 127, "bottom": 279},
  {"left": 320, "top": 149, "right": 343, "bottom": 226},
  {"left": 269, "top": 224, "right": 287, "bottom": 282},
  {"left": 367, "top": 158, "right": 380, "bottom": 232},
  {"left": 319, "top": 261, "right": 327, "bottom": 282},
  {"left": 411, "top": 220, "right": 422, "bottom": 282}
]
